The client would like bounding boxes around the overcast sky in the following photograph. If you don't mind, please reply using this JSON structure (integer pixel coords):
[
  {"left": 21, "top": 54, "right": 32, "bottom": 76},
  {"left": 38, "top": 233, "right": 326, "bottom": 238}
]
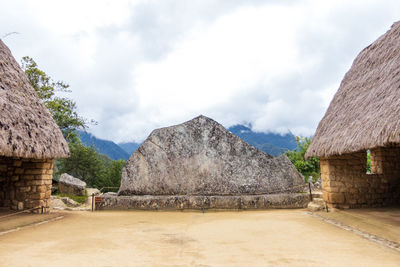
[{"left": 1, "top": 0, "right": 400, "bottom": 143}]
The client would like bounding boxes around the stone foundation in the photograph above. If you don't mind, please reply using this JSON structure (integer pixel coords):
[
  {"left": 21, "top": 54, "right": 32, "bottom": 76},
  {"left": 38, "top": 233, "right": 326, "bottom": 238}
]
[
  {"left": 0, "top": 156, "right": 54, "bottom": 213},
  {"left": 99, "top": 193, "right": 309, "bottom": 210},
  {"left": 321, "top": 147, "right": 400, "bottom": 208}
]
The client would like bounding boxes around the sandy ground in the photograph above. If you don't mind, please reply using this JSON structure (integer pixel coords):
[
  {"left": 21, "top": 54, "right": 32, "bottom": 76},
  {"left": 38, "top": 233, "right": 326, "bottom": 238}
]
[{"left": 0, "top": 210, "right": 399, "bottom": 267}]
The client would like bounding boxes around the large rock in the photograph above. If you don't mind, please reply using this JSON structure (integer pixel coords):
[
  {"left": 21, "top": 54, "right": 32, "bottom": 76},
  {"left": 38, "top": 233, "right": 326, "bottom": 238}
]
[
  {"left": 119, "top": 115, "right": 305, "bottom": 196},
  {"left": 59, "top": 173, "right": 86, "bottom": 196}
]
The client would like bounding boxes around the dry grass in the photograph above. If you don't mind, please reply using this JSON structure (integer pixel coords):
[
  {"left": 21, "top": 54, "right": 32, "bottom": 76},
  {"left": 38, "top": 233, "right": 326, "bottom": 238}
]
[
  {"left": 307, "top": 21, "right": 400, "bottom": 158},
  {"left": 0, "top": 39, "right": 69, "bottom": 159}
]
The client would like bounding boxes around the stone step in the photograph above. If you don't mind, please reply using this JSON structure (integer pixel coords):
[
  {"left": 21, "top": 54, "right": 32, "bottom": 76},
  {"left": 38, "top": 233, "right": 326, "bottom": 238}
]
[
  {"left": 312, "top": 198, "right": 325, "bottom": 206},
  {"left": 312, "top": 191, "right": 322, "bottom": 199},
  {"left": 307, "top": 202, "right": 324, "bottom": 212}
]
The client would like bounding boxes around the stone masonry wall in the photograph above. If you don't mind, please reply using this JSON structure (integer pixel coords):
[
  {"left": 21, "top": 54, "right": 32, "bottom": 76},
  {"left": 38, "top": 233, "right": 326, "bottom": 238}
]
[
  {"left": 321, "top": 147, "right": 400, "bottom": 208},
  {"left": 0, "top": 156, "right": 54, "bottom": 213},
  {"left": 100, "top": 193, "right": 310, "bottom": 210}
]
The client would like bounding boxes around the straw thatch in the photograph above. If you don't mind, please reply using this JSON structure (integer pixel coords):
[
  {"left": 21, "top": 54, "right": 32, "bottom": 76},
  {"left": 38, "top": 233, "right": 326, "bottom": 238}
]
[
  {"left": 0, "top": 40, "right": 69, "bottom": 159},
  {"left": 306, "top": 22, "right": 400, "bottom": 159}
]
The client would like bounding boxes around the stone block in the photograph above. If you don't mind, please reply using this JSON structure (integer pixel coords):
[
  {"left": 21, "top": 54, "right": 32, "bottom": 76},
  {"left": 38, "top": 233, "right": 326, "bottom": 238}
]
[
  {"left": 345, "top": 195, "right": 357, "bottom": 205},
  {"left": 13, "top": 160, "right": 22, "bottom": 167},
  {"left": 322, "top": 191, "right": 330, "bottom": 202},
  {"left": 14, "top": 168, "right": 24, "bottom": 174},
  {"left": 35, "top": 174, "right": 52, "bottom": 180},
  {"left": 59, "top": 173, "right": 86, "bottom": 196},
  {"left": 26, "top": 162, "right": 43, "bottom": 168},
  {"left": 27, "top": 180, "right": 45, "bottom": 186},
  {"left": 29, "top": 199, "right": 42, "bottom": 207},
  {"left": 30, "top": 193, "right": 45, "bottom": 200},
  {"left": 37, "top": 185, "right": 47, "bottom": 193},
  {"left": 329, "top": 181, "right": 344, "bottom": 187},
  {"left": 18, "top": 186, "right": 31, "bottom": 193},
  {"left": 35, "top": 162, "right": 51, "bottom": 169},
  {"left": 326, "top": 186, "right": 340, "bottom": 193},
  {"left": 348, "top": 187, "right": 359, "bottom": 194},
  {"left": 16, "top": 191, "right": 26, "bottom": 201},
  {"left": 329, "top": 193, "right": 345, "bottom": 204},
  {"left": 0, "top": 164, "right": 8, "bottom": 172},
  {"left": 24, "top": 169, "right": 46, "bottom": 175},
  {"left": 320, "top": 163, "right": 330, "bottom": 175},
  {"left": 22, "top": 175, "right": 35, "bottom": 180}
]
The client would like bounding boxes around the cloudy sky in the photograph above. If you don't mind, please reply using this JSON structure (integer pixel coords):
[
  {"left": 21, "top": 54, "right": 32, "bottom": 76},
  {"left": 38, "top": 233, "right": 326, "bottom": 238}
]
[{"left": 1, "top": 0, "right": 400, "bottom": 143}]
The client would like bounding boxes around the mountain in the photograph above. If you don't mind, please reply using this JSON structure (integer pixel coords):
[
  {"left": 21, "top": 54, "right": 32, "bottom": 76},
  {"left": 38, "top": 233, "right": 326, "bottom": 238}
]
[
  {"left": 228, "top": 125, "right": 297, "bottom": 156},
  {"left": 78, "top": 131, "right": 130, "bottom": 160},
  {"left": 78, "top": 124, "right": 296, "bottom": 160},
  {"left": 118, "top": 142, "right": 140, "bottom": 155}
]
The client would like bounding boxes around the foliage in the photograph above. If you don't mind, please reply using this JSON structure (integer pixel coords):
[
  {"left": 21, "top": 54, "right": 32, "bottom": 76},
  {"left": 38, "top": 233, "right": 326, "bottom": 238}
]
[
  {"left": 105, "top": 159, "right": 125, "bottom": 188},
  {"left": 21, "top": 56, "right": 86, "bottom": 142},
  {"left": 22, "top": 56, "right": 124, "bottom": 189},
  {"left": 54, "top": 141, "right": 124, "bottom": 189},
  {"left": 366, "top": 150, "right": 371, "bottom": 173},
  {"left": 286, "top": 136, "right": 320, "bottom": 182},
  {"left": 55, "top": 191, "right": 88, "bottom": 205}
]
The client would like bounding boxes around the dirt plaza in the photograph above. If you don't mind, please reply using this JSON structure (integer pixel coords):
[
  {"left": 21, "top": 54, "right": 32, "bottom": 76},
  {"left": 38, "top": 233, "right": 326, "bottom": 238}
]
[{"left": 0, "top": 209, "right": 399, "bottom": 266}]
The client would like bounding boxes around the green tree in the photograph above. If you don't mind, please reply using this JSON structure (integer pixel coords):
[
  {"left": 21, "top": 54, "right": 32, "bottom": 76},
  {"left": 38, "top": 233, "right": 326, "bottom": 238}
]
[
  {"left": 22, "top": 56, "right": 125, "bottom": 190},
  {"left": 286, "top": 136, "right": 320, "bottom": 182},
  {"left": 366, "top": 150, "right": 371, "bottom": 173},
  {"left": 54, "top": 142, "right": 125, "bottom": 189},
  {"left": 55, "top": 142, "right": 104, "bottom": 187},
  {"left": 21, "top": 56, "right": 86, "bottom": 142}
]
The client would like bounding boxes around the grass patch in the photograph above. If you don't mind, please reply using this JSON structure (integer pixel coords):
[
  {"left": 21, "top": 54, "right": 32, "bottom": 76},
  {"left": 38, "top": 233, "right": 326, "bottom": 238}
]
[{"left": 54, "top": 190, "right": 88, "bottom": 204}]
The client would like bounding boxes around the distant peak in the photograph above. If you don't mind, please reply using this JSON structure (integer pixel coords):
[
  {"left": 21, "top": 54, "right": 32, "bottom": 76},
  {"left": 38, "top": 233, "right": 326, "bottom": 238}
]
[
  {"left": 192, "top": 115, "right": 212, "bottom": 121},
  {"left": 186, "top": 115, "right": 219, "bottom": 125}
]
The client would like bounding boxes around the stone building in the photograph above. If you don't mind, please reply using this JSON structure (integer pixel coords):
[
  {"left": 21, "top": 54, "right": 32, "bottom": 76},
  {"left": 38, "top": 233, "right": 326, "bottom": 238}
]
[
  {"left": 0, "top": 40, "right": 69, "bottom": 212},
  {"left": 306, "top": 22, "right": 400, "bottom": 209}
]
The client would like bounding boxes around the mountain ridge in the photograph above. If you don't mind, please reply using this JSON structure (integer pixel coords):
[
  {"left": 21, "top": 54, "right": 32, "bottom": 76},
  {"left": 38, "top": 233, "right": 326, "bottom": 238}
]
[
  {"left": 228, "top": 125, "right": 296, "bottom": 156},
  {"left": 78, "top": 131, "right": 131, "bottom": 160},
  {"left": 79, "top": 124, "right": 297, "bottom": 160}
]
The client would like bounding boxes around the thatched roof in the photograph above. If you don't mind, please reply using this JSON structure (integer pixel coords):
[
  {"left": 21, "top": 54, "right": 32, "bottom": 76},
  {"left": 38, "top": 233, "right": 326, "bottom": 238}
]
[
  {"left": 0, "top": 40, "right": 69, "bottom": 159},
  {"left": 306, "top": 22, "right": 400, "bottom": 158}
]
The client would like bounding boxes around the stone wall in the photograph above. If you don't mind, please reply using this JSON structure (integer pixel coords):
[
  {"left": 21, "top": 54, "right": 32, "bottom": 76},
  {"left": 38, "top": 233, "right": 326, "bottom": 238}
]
[
  {"left": 321, "top": 147, "right": 400, "bottom": 208},
  {"left": 99, "top": 193, "right": 310, "bottom": 210},
  {"left": 0, "top": 156, "right": 54, "bottom": 213}
]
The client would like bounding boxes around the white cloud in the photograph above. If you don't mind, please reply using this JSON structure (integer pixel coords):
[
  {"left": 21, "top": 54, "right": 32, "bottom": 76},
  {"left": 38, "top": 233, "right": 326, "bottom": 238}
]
[{"left": 1, "top": 0, "right": 400, "bottom": 142}]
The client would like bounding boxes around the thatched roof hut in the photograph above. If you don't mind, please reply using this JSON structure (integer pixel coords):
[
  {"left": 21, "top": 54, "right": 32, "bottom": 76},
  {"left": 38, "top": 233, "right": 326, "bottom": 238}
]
[
  {"left": 306, "top": 21, "right": 400, "bottom": 159},
  {"left": 0, "top": 39, "right": 69, "bottom": 159}
]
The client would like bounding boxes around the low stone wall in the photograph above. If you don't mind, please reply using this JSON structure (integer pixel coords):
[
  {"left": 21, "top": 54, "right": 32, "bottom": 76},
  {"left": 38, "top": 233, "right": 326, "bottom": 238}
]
[
  {"left": 99, "top": 193, "right": 309, "bottom": 210},
  {"left": 0, "top": 156, "right": 54, "bottom": 213},
  {"left": 321, "top": 147, "right": 400, "bottom": 209}
]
